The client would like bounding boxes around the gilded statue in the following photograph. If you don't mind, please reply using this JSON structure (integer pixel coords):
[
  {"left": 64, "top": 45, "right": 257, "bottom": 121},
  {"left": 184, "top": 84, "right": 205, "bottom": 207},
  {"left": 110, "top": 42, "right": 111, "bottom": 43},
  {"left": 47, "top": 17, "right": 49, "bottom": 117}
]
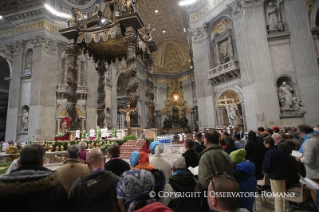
[{"left": 122, "top": 0, "right": 138, "bottom": 13}]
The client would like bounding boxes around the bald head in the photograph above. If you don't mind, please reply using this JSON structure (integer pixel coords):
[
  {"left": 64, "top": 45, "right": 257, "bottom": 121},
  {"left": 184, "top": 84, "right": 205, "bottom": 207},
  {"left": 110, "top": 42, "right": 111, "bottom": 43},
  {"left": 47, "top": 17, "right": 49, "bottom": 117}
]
[
  {"left": 109, "top": 144, "right": 120, "bottom": 156},
  {"left": 87, "top": 148, "right": 105, "bottom": 171},
  {"left": 272, "top": 133, "right": 282, "bottom": 145}
]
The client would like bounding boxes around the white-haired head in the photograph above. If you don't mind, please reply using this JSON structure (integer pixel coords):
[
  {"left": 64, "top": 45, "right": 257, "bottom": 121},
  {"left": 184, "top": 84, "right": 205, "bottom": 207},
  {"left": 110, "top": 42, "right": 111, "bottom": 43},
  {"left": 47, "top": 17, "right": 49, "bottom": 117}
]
[
  {"left": 271, "top": 133, "right": 282, "bottom": 145},
  {"left": 171, "top": 156, "right": 186, "bottom": 171}
]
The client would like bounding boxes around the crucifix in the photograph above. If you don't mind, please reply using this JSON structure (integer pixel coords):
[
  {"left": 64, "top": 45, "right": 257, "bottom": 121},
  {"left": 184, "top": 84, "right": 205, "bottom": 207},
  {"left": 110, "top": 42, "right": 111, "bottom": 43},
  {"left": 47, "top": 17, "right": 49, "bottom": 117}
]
[{"left": 119, "top": 101, "right": 138, "bottom": 135}]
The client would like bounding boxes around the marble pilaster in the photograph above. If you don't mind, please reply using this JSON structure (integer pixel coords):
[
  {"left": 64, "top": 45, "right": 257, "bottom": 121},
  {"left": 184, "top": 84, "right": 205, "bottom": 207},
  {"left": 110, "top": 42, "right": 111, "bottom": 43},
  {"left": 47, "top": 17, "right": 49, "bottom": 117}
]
[{"left": 285, "top": 0, "right": 319, "bottom": 125}]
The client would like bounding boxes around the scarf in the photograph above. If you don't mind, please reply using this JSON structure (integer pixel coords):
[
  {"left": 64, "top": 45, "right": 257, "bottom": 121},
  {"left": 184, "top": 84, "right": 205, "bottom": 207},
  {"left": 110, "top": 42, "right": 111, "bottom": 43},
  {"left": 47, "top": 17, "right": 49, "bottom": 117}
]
[
  {"left": 117, "top": 169, "right": 155, "bottom": 200},
  {"left": 130, "top": 151, "right": 140, "bottom": 167},
  {"left": 133, "top": 162, "right": 154, "bottom": 171},
  {"left": 172, "top": 169, "right": 187, "bottom": 176}
]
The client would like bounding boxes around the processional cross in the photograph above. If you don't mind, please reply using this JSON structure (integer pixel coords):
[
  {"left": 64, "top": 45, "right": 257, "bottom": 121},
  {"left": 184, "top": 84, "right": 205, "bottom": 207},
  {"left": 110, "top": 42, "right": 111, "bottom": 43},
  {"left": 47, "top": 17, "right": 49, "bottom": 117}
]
[{"left": 119, "top": 101, "right": 138, "bottom": 135}]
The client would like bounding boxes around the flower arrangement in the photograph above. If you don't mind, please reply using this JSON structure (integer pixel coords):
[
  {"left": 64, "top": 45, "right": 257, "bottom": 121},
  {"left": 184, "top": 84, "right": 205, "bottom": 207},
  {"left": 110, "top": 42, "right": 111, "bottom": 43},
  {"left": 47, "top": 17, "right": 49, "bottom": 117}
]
[
  {"left": 145, "top": 137, "right": 154, "bottom": 145},
  {"left": 55, "top": 129, "right": 70, "bottom": 138}
]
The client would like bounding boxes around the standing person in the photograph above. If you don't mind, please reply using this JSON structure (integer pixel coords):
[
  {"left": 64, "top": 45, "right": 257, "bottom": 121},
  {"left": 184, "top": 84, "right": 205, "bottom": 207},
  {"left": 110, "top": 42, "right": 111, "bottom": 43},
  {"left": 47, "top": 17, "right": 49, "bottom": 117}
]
[
  {"left": 55, "top": 145, "right": 90, "bottom": 194},
  {"left": 230, "top": 149, "right": 256, "bottom": 212},
  {"left": 234, "top": 134, "right": 245, "bottom": 150},
  {"left": 193, "top": 132, "right": 205, "bottom": 153},
  {"left": 223, "top": 132, "right": 236, "bottom": 154},
  {"left": 295, "top": 124, "right": 319, "bottom": 211},
  {"left": 263, "top": 136, "right": 287, "bottom": 212},
  {"left": 245, "top": 131, "right": 264, "bottom": 180},
  {"left": 69, "top": 148, "right": 119, "bottom": 212},
  {"left": 0, "top": 144, "right": 68, "bottom": 211},
  {"left": 207, "top": 173, "right": 249, "bottom": 212},
  {"left": 78, "top": 142, "right": 87, "bottom": 163},
  {"left": 89, "top": 127, "right": 95, "bottom": 141},
  {"left": 198, "top": 129, "right": 233, "bottom": 211},
  {"left": 2, "top": 140, "right": 8, "bottom": 152},
  {"left": 102, "top": 126, "right": 108, "bottom": 140},
  {"left": 104, "top": 144, "right": 130, "bottom": 176},
  {"left": 182, "top": 138, "right": 199, "bottom": 171},
  {"left": 75, "top": 128, "right": 81, "bottom": 140}
]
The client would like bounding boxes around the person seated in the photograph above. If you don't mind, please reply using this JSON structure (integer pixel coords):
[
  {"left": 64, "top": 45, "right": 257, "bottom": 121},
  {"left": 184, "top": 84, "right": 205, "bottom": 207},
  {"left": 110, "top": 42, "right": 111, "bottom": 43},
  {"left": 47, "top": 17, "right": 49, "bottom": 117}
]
[
  {"left": 230, "top": 149, "right": 257, "bottom": 212},
  {"left": 117, "top": 169, "right": 173, "bottom": 212},
  {"left": 149, "top": 141, "right": 172, "bottom": 182},
  {"left": 69, "top": 148, "right": 119, "bottom": 212},
  {"left": 104, "top": 143, "right": 130, "bottom": 176},
  {"left": 182, "top": 138, "right": 199, "bottom": 171},
  {"left": 0, "top": 144, "right": 68, "bottom": 211},
  {"left": 130, "top": 151, "right": 166, "bottom": 199},
  {"left": 78, "top": 142, "right": 87, "bottom": 163},
  {"left": 207, "top": 172, "right": 249, "bottom": 212},
  {"left": 55, "top": 145, "right": 90, "bottom": 194},
  {"left": 160, "top": 156, "right": 202, "bottom": 212}
]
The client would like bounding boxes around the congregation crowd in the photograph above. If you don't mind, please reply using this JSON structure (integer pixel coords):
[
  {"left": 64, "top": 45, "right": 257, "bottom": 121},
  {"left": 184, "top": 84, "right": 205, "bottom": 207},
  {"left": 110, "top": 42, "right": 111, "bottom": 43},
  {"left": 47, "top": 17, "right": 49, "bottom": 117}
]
[{"left": 0, "top": 124, "right": 319, "bottom": 212}]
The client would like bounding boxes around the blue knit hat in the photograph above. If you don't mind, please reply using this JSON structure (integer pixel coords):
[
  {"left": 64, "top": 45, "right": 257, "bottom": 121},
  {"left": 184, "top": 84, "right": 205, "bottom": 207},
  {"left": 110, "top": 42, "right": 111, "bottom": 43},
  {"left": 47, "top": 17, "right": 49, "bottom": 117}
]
[{"left": 149, "top": 141, "right": 163, "bottom": 154}]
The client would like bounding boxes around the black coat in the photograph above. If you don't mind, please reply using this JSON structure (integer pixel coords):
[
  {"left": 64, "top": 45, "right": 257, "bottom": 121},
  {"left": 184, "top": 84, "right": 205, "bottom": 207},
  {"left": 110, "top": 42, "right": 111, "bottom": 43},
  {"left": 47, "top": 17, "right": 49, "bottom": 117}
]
[
  {"left": 168, "top": 172, "right": 202, "bottom": 212},
  {"left": 104, "top": 156, "right": 131, "bottom": 176},
  {"left": 69, "top": 170, "right": 119, "bottom": 212},
  {"left": 182, "top": 149, "right": 199, "bottom": 170},
  {"left": 193, "top": 141, "right": 205, "bottom": 153},
  {"left": 245, "top": 141, "right": 265, "bottom": 179},
  {"left": 0, "top": 165, "right": 68, "bottom": 212},
  {"left": 262, "top": 146, "right": 287, "bottom": 180}
]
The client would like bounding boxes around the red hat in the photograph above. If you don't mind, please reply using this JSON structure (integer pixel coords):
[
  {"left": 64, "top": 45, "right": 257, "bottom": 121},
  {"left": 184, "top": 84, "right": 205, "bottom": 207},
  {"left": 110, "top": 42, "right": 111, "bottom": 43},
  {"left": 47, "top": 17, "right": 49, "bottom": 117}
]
[{"left": 272, "top": 126, "right": 280, "bottom": 131}]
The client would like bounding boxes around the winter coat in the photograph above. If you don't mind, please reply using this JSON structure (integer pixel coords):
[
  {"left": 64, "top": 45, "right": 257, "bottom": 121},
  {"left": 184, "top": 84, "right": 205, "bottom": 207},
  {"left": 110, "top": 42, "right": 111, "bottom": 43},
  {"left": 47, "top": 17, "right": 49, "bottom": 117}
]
[
  {"left": 55, "top": 158, "right": 90, "bottom": 194},
  {"left": 0, "top": 165, "right": 68, "bottom": 212},
  {"left": 104, "top": 156, "right": 131, "bottom": 176},
  {"left": 193, "top": 141, "right": 205, "bottom": 153},
  {"left": 182, "top": 149, "right": 199, "bottom": 170},
  {"left": 245, "top": 140, "right": 264, "bottom": 179},
  {"left": 198, "top": 144, "right": 234, "bottom": 190},
  {"left": 301, "top": 132, "right": 319, "bottom": 179},
  {"left": 68, "top": 170, "right": 119, "bottom": 212},
  {"left": 160, "top": 171, "right": 202, "bottom": 212},
  {"left": 262, "top": 146, "right": 287, "bottom": 180},
  {"left": 233, "top": 161, "right": 257, "bottom": 212}
]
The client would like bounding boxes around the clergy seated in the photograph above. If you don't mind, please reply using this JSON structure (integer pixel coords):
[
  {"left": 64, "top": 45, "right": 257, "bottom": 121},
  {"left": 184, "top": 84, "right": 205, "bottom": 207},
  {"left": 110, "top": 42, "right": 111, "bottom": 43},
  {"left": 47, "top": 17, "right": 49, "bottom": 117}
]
[{"left": 149, "top": 141, "right": 172, "bottom": 183}]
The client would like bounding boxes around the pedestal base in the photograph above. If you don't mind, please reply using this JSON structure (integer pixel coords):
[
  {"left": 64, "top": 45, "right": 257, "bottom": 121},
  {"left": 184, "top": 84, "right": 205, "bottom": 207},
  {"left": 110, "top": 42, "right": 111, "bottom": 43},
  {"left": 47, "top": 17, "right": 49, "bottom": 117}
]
[{"left": 144, "top": 128, "right": 158, "bottom": 140}]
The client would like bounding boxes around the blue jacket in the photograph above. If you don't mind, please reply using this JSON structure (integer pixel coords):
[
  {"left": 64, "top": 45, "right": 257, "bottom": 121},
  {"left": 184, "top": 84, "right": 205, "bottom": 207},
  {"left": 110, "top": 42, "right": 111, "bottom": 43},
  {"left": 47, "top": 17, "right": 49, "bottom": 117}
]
[
  {"left": 234, "top": 161, "right": 257, "bottom": 212},
  {"left": 262, "top": 146, "right": 287, "bottom": 180}
]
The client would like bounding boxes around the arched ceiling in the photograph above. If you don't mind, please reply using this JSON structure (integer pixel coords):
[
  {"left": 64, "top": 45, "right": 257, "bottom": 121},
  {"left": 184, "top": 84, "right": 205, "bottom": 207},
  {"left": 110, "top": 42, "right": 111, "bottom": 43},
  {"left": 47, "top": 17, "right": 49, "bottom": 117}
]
[{"left": 137, "top": 0, "right": 191, "bottom": 74}]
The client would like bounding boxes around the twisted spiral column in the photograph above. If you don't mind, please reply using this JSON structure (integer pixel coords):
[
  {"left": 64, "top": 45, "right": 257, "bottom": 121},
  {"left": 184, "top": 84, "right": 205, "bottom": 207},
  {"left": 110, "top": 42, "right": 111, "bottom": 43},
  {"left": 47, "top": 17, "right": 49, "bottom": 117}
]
[
  {"left": 96, "top": 60, "right": 107, "bottom": 127},
  {"left": 65, "top": 45, "right": 81, "bottom": 130}
]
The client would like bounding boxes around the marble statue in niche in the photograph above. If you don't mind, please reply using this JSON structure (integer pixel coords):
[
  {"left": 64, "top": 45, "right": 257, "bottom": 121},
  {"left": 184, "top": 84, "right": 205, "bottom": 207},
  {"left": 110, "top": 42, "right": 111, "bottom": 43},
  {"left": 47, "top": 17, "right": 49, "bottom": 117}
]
[
  {"left": 221, "top": 42, "right": 231, "bottom": 64},
  {"left": 266, "top": 0, "right": 284, "bottom": 33},
  {"left": 292, "top": 97, "right": 305, "bottom": 115},
  {"left": 278, "top": 81, "right": 294, "bottom": 109},
  {"left": 19, "top": 109, "right": 29, "bottom": 131},
  {"left": 25, "top": 51, "right": 33, "bottom": 75},
  {"left": 229, "top": 103, "right": 242, "bottom": 127}
]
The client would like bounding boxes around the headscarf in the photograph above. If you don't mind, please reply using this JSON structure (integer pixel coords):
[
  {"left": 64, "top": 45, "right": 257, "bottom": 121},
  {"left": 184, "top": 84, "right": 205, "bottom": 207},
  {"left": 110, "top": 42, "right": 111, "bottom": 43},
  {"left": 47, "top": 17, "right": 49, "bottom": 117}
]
[
  {"left": 130, "top": 151, "right": 140, "bottom": 167},
  {"left": 138, "top": 151, "right": 150, "bottom": 164},
  {"left": 149, "top": 141, "right": 163, "bottom": 154},
  {"left": 117, "top": 169, "right": 155, "bottom": 200}
]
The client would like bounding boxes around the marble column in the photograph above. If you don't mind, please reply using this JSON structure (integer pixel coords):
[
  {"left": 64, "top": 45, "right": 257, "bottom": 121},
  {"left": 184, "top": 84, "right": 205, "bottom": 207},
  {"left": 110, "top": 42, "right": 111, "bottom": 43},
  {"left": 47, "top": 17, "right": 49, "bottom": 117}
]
[
  {"left": 285, "top": 0, "right": 319, "bottom": 125},
  {"left": 96, "top": 60, "right": 107, "bottom": 127},
  {"left": 228, "top": 0, "right": 280, "bottom": 129},
  {"left": 65, "top": 43, "right": 81, "bottom": 130},
  {"left": 189, "top": 27, "right": 215, "bottom": 128},
  {"left": 124, "top": 28, "right": 139, "bottom": 126}
]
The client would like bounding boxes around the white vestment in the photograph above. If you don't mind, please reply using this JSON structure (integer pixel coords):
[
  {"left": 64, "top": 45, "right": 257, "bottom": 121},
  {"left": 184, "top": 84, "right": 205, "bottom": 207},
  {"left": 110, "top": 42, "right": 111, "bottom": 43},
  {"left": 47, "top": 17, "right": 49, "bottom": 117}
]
[
  {"left": 102, "top": 127, "right": 108, "bottom": 137},
  {"left": 76, "top": 130, "right": 80, "bottom": 138},
  {"left": 89, "top": 129, "right": 95, "bottom": 137}
]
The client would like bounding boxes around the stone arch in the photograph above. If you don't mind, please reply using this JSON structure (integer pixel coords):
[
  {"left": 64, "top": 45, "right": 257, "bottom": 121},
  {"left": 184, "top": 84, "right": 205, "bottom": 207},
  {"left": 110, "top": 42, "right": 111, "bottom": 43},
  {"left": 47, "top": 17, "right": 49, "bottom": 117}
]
[
  {"left": 275, "top": 74, "right": 296, "bottom": 87},
  {"left": 55, "top": 104, "right": 87, "bottom": 118},
  {"left": 215, "top": 86, "right": 244, "bottom": 103},
  {"left": 0, "top": 53, "right": 12, "bottom": 78},
  {"left": 310, "top": 0, "right": 319, "bottom": 28}
]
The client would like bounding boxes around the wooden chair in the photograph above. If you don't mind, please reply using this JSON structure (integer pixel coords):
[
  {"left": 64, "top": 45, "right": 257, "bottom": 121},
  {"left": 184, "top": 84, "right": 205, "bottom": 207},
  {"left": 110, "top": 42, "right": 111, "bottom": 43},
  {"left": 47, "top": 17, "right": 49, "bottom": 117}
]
[{"left": 283, "top": 183, "right": 310, "bottom": 212}]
